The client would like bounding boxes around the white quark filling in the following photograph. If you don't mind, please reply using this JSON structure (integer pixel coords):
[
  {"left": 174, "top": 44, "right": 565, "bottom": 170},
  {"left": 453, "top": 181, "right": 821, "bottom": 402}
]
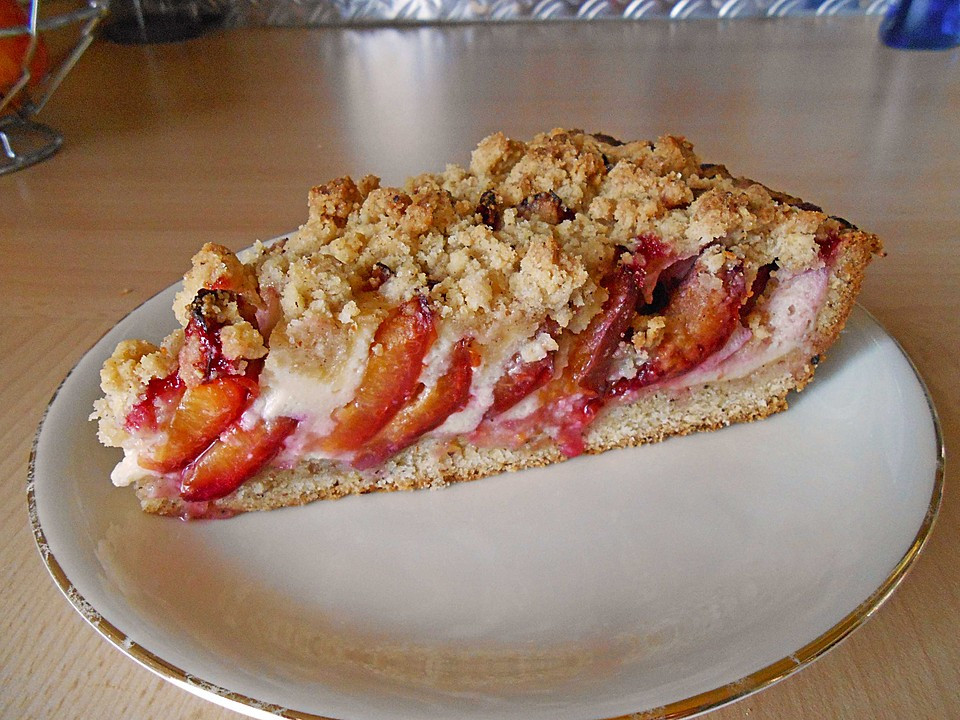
[
  {"left": 254, "top": 321, "right": 377, "bottom": 445},
  {"left": 111, "top": 451, "right": 159, "bottom": 487}
]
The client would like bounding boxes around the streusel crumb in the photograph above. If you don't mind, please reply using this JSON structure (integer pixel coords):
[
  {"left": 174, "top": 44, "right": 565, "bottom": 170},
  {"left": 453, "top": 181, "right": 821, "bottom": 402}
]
[
  {"left": 280, "top": 130, "right": 825, "bottom": 330},
  {"left": 92, "top": 336, "right": 180, "bottom": 445},
  {"left": 174, "top": 243, "right": 262, "bottom": 326}
]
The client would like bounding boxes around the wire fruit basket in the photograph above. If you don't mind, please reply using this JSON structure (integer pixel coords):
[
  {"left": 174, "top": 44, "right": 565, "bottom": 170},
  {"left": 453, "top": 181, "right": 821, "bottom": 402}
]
[{"left": 0, "top": 0, "right": 108, "bottom": 175}]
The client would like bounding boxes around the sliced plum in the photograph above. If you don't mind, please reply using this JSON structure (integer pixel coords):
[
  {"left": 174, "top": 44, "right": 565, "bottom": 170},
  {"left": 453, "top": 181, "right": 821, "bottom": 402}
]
[
  {"left": 137, "top": 376, "right": 257, "bottom": 473},
  {"left": 564, "top": 262, "right": 645, "bottom": 394},
  {"left": 352, "top": 338, "right": 475, "bottom": 469},
  {"left": 320, "top": 296, "right": 436, "bottom": 453},
  {"left": 611, "top": 251, "right": 749, "bottom": 395},
  {"left": 486, "top": 321, "right": 561, "bottom": 419},
  {"left": 180, "top": 416, "right": 298, "bottom": 502},
  {"left": 178, "top": 289, "right": 245, "bottom": 385}
]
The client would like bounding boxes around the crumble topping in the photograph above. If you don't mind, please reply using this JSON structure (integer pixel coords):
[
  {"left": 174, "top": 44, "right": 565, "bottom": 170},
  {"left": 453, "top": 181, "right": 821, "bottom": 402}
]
[
  {"left": 631, "top": 316, "right": 667, "bottom": 350},
  {"left": 519, "top": 331, "right": 561, "bottom": 363},
  {"left": 250, "top": 129, "right": 834, "bottom": 344},
  {"left": 498, "top": 132, "right": 608, "bottom": 208},
  {"left": 469, "top": 131, "right": 526, "bottom": 182},
  {"left": 92, "top": 335, "right": 180, "bottom": 445},
  {"left": 173, "top": 243, "right": 262, "bottom": 326}
]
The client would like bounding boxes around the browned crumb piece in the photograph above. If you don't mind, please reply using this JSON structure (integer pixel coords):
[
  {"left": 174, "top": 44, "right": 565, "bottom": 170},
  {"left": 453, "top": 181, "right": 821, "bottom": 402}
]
[
  {"left": 173, "top": 243, "right": 262, "bottom": 326},
  {"left": 92, "top": 335, "right": 180, "bottom": 446}
]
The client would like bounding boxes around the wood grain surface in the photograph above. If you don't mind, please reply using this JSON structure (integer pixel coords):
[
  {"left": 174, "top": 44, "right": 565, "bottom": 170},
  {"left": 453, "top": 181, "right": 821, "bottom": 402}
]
[{"left": 1, "top": 17, "right": 957, "bottom": 720}]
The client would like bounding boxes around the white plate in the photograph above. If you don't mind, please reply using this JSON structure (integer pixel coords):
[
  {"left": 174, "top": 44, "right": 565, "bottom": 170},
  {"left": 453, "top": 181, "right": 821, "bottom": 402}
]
[{"left": 29, "top": 293, "right": 943, "bottom": 720}]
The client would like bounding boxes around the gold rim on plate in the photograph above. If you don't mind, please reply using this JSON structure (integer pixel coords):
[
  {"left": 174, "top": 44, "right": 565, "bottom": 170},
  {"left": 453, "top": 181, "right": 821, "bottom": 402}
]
[{"left": 27, "top": 305, "right": 945, "bottom": 720}]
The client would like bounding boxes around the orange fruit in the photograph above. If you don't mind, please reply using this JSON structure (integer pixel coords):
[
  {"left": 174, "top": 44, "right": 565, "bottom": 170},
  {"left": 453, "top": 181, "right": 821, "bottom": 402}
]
[{"left": 0, "top": 0, "right": 50, "bottom": 107}]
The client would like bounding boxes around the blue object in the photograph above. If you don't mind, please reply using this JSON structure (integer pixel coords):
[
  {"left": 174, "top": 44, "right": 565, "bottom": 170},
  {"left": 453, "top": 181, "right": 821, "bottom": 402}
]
[{"left": 880, "top": 0, "right": 960, "bottom": 49}]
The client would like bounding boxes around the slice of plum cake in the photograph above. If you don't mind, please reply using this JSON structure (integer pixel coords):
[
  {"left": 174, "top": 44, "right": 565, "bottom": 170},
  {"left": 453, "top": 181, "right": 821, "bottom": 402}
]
[{"left": 92, "top": 129, "right": 882, "bottom": 518}]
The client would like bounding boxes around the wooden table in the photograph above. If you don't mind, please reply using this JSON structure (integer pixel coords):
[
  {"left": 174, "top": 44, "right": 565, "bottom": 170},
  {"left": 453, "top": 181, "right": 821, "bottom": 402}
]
[{"left": 2, "top": 17, "right": 957, "bottom": 720}]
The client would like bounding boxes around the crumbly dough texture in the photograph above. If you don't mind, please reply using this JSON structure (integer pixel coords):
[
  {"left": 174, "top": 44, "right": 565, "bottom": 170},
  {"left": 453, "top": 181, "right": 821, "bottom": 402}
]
[{"left": 91, "top": 129, "right": 881, "bottom": 516}]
